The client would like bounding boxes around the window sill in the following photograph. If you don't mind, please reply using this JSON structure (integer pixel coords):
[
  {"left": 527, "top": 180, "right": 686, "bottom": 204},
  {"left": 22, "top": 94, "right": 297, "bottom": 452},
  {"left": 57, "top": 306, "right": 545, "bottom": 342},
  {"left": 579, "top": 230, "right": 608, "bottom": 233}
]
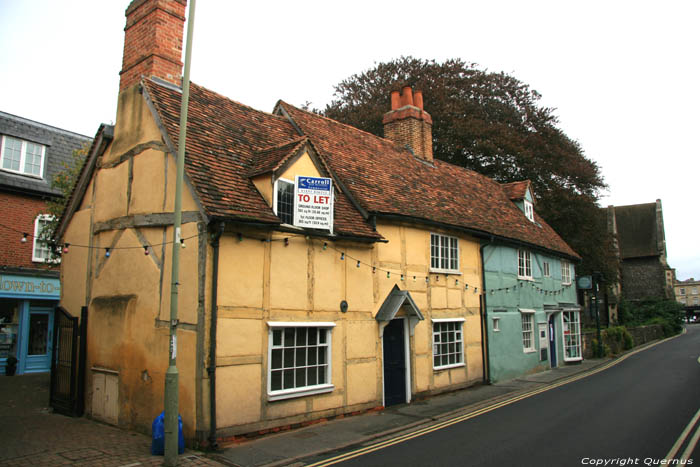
[
  {"left": 433, "top": 362, "right": 465, "bottom": 371},
  {"left": 518, "top": 276, "right": 534, "bottom": 281},
  {"left": 268, "top": 384, "right": 334, "bottom": 402},
  {"left": 0, "top": 168, "right": 44, "bottom": 181},
  {"left": 563, "top": 356, "right": 583, "bottom": 363},
  {"left": 429, "top": 268, "right": 462, "bottom": 275},
  {"left": 523, "top": 348, "right": 537, "bottom": 354}
]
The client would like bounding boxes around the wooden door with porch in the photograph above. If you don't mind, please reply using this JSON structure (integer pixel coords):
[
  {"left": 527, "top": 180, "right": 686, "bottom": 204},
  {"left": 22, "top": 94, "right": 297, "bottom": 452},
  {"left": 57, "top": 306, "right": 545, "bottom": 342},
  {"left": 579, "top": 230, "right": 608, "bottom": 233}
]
[{"left": 382, "top": 319, "right": 407, "bottom": 406}]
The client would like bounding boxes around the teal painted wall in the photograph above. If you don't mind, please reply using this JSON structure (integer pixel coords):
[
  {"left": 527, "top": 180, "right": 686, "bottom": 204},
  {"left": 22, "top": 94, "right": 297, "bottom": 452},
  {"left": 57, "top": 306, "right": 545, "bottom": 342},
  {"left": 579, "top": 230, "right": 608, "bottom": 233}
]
[{"left": 483, "top": 244, "right": 578, "bottom": 382}]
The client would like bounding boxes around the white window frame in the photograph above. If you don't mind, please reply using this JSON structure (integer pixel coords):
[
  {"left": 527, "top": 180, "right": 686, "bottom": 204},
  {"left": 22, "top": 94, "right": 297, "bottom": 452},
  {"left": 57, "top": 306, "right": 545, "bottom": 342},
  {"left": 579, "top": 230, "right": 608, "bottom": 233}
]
[
  {"left": 680, "top": 297, "right": 687, "bottom": 304},
  {"left": 431, "top": 318, "right": 465, "bottom": 370},
  {"left": 680, "top": 288, "right": 686, "bottom": 295},
  {"left": 1, "top": 135, "right": 46, "bottom": 178},
  {"left": 273, "top": 178, "right": 295, "bottom": 225},
  {"left": 266, "top": 322, "right": 335, "bottom": 401},
  {"left": 542, "top": 261, "right": 550, "bottom": 278},
  {"left": 561, "top": 259, "right": 572, "bottom": 285},
  {"left": 694, "top": 297, "right": 699, "bottom": 305},
  {"left": 562, "top": 311, "right": 582, "bottom": 362},
  {"left": 430, "top": 233, "right": 460, "bottom": 274},
  {"left": 32, "top": 214, "right": 55, "bottom": 263},
  {"left": 518, "top": 249, "right": 532, "bottom": 280},
  {"left": 520, "top": 309, "right": 536, "bottom": 353},
  {"left": 693, "top": 287, "right": 698, "bottom": 295},
  {"left": 523, "top": 200, "right": 534, "bottom": 222}
]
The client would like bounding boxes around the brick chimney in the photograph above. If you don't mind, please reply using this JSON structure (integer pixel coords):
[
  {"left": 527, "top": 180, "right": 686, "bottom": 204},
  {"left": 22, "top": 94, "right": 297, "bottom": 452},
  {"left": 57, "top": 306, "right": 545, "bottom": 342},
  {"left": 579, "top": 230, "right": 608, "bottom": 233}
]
[
  {"left": 382, "top": 86, "right": 433, "bottom": 163},
  {"left": 119, "top": 0, "right": 187, "bottom": 92}
]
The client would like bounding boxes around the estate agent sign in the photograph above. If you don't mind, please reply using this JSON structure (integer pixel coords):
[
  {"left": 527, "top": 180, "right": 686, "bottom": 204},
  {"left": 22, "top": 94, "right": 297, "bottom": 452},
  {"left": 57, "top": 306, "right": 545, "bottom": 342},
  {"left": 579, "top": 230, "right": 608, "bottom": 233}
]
[{"left": 294, "top": 175, "right": 333, "bottom": 231}]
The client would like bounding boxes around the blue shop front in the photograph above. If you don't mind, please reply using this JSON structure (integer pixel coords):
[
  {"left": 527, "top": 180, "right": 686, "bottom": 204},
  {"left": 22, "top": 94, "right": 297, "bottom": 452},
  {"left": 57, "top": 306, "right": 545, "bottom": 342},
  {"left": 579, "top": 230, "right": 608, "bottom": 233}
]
[{"left": 0, "top": 273, "right": 60, "bottom": 375}]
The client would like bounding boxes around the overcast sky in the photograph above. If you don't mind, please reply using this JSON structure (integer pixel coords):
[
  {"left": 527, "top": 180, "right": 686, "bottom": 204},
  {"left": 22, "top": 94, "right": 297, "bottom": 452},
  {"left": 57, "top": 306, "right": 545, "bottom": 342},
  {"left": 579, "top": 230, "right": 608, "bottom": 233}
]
[{"left": 1, "top": 0, "right": 698, "bottom": 280}]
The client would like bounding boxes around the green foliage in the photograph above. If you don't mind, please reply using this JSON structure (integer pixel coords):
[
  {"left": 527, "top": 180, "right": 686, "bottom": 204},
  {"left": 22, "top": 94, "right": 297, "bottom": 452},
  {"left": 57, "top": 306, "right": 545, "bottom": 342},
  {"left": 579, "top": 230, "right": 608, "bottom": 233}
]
[
  {"left": 603, "top": 326, "right": 634, "bottom": 350},
  {"left": 617, "top": 298, "right": 683, "bottom": 337},
  {"left": 590, "top": 339, "right": 611, "bottom": 358},
  {"left": 322, "top": 57, "right": 618, "bottom": 281},
  {"left": 39, "top": 144, "right": 89, "bottom": 260}
]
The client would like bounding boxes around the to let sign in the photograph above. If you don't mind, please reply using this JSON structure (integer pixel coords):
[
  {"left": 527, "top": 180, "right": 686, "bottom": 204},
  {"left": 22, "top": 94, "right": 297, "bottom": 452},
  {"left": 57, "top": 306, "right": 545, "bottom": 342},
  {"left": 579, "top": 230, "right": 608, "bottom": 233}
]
[{"left": 294, "top": 175, "right": 333, "bottom": 231}]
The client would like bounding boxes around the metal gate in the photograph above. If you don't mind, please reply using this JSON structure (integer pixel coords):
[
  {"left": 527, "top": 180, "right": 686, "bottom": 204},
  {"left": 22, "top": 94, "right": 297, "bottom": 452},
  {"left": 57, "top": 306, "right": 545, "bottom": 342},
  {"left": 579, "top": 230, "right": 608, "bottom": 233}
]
[{"left": 49, "top": 306, "right": 86, "bottom": 417}]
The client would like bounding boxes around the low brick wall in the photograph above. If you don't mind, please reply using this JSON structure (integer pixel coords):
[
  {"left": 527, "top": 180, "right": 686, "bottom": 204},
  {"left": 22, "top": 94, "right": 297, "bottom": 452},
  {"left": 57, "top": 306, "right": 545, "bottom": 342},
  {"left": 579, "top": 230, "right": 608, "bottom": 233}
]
[{"left": 582, "top": 324, "right": 664, "bottom": 358}]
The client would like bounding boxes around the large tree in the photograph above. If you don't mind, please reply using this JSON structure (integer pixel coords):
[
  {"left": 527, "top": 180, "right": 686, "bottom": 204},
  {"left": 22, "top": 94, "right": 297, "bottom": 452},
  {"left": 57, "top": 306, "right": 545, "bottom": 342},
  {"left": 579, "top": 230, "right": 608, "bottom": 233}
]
[{"left": 323, "top": 57, "right": 617, "bottom": 280}]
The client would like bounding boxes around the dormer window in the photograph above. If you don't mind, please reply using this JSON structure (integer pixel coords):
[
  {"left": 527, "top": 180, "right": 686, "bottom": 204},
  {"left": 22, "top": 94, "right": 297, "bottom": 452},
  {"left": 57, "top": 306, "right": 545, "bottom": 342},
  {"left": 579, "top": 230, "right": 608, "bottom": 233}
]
[
  {"left": 1, "top": 135, "right": 45, "bottom": 178},
  {"left": 274, "top": 178, "right": 295, "bottom": 224},
  {"left": 524, "top": 200, "right": 534, "bottom": 222}
]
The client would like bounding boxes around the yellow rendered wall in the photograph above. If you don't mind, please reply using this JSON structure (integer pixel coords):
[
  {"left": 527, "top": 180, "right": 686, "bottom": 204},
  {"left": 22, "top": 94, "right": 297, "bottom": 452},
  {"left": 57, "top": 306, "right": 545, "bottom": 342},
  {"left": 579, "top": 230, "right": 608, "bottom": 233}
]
[
  {"left": 59, "top": 85, "right": 206, "bottom": 441},
  {"left": 213, "top": 216, "right": 484, "bottom": 434}
]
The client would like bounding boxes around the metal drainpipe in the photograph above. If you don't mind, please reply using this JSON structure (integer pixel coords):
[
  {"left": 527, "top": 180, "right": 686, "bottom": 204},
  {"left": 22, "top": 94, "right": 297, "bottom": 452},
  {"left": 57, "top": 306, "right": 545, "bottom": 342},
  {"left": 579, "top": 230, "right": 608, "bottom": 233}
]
[
  {"left": 207, "top": 222, "right": 225, "bottom": 449},
  {"left": 480, "top": 237, "right": 494, "bottom": 384}
]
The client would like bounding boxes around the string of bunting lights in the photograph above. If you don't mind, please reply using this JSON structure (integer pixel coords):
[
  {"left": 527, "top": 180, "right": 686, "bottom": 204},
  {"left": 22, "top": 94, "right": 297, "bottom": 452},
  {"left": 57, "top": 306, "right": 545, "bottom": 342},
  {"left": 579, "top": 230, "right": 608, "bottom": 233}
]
[{"left": 1, "top": 221, "right": 574, "bottom": 296}]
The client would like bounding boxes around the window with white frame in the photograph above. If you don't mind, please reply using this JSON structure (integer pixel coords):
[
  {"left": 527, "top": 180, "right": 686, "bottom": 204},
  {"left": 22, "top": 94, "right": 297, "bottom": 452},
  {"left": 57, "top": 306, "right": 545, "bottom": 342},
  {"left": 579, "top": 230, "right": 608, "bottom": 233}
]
[
  {"left": 518, "top": 249, "right": 532, "bottom": 279},
  {"left": 1, "top": 135, "right": 45, "bottom": 178},
  {"left": 520, "top": 310, "right": 535, "bottom": 352},
  {"left": 430, "top": 233, "right": 459, "bottom": 273},
  {"left": 432, "top": 319, "right": 464, "bottom": 369},
  {"left": 32, "top": 215, "right": 54, "bottom": 263},
  {"left": 694, "top": 297, "right": 699, "bottom": 305},
  {"left": 274, "top": 178, "right": 295, "bottom": 225},
  {"left": 523, "top": 200, "right": 534, "bottom": 222},
  {"left": 693, "top": 287, "right": 698, "bottom": 295},
  {"left": 561, "top": 260, "right": 572, "bottom": 285},
  {"left": 680, "top": 288, "right": 686, "bottom": 295},
  {"left": 563, "top": 311, "right": 582, "bottom": 361},
  {"left": 680, "top": 297, "right": 687, "bottom": 304},
  {"left": 267, "top": 322, "right": 335, "bottom": 401},
  {"left": 543, "top": 261, "right": 550, "bottom": 277}
]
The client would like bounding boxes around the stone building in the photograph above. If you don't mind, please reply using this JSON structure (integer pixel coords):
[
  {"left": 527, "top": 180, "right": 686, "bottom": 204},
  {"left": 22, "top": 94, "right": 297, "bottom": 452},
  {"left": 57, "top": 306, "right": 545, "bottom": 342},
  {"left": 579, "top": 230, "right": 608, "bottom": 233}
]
[{"left": 607, "top": 200, "right": 673, "bottom": 303}]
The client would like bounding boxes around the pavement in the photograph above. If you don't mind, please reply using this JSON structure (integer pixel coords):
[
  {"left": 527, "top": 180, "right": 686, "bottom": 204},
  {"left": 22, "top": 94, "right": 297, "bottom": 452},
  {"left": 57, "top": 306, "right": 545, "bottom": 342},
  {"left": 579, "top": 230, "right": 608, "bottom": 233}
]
[{"left": 0, "top": 357, "right": 611, "bottom": 467}]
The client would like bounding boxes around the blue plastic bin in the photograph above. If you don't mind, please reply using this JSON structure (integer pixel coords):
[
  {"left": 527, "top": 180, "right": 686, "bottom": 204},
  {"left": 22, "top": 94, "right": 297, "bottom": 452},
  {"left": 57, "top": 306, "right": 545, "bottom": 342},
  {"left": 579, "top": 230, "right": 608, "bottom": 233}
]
[{"left": 151, "top": 411, "right": 185, "bottom": 455}]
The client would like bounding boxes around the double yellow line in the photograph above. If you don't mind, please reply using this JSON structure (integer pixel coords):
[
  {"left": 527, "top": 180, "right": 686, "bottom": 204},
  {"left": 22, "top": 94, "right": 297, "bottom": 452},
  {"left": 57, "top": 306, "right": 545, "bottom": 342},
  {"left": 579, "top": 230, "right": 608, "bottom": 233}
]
[{"left": 306, "top": 334, "right": 684, "bottom": 467}]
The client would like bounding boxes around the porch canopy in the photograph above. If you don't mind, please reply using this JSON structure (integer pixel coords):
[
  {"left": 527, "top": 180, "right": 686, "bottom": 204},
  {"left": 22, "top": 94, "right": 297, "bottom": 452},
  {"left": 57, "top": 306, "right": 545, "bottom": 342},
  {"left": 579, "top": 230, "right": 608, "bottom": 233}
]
[{"left": 376, "top": 285, "right": 424, "bottom": 336}]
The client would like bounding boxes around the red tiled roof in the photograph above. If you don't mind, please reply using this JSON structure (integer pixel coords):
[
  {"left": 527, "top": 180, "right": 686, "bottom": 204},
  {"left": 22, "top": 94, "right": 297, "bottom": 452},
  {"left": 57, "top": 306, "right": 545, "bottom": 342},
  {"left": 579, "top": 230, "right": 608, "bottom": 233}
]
[
  {"left": 277, "top": 102, "right": 579, "bottom": 259},
  {"left": 248, "top": 137, "right": 308, "bottom": 177},
  {"left": 142, "top": 79, "right": 381, "bottom": 240},
  {"left": 501, "top": 181, "right": 531, "bottom": 202},
  {"left": 142, "top": 77, "right": 577, "bottom": 258}
]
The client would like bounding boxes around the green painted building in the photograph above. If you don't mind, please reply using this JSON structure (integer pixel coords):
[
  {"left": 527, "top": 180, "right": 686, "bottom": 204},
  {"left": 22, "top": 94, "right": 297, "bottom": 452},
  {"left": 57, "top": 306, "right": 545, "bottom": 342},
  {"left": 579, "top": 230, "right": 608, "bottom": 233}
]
[{"left": 484, "top": 182, "right": 582, "bottom": 383}]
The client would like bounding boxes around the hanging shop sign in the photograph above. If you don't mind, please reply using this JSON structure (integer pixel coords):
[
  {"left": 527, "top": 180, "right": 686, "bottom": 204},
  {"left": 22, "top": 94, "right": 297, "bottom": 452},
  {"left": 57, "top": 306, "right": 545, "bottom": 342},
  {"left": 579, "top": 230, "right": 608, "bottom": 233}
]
[{"left": 294, "top": 175, "right": 333, "bottom": 231}]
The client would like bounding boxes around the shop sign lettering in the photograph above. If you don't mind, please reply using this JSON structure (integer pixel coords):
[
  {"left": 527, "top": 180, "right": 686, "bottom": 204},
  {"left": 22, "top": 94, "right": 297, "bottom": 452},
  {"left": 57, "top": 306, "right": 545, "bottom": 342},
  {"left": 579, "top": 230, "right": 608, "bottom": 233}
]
[
  {"left": 294, "top": 175, "right": 333, "bottom": 231},
  {"left": 0, "top": 274, "right": 60, "bottom": 297}
]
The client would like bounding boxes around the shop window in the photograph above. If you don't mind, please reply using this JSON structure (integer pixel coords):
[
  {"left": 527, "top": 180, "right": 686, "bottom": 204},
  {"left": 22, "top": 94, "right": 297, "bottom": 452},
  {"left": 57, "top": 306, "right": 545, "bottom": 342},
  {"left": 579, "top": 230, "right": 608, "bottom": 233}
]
[
  {"left": 267, "top": 322, "right": 335, "bottom": 401},
  {"left": 432, "top": 319, "right": 465, "bottom": 369},
  {"left": 563, "top": 311, "right": 582, "bottom": 361}
]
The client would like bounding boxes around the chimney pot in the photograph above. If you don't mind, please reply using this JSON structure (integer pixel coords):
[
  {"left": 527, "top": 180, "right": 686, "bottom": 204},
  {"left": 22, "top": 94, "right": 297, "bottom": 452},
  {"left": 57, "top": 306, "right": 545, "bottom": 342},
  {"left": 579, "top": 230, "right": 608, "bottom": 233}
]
[
  {"left": 400, "top": 86, "right": 413, "bottom": 107},
  {"left": 391, "top": 90, "right": 400, "bottom": 110},
  {"left": 413, "top": 90, "right": 423, "bottom": 110}
]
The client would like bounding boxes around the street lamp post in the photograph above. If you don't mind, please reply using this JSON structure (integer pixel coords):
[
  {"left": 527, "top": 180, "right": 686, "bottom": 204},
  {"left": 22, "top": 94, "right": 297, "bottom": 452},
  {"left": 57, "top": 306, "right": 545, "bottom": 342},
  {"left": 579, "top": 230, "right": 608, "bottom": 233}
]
[{"left": 164, "top": 1, "right": 196, "bottom": 465}]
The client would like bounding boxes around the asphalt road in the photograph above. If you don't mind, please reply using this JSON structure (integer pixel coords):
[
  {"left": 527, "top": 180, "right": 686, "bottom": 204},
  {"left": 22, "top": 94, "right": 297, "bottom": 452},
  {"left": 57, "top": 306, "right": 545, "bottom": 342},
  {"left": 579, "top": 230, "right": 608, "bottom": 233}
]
[{"left": 316, "top": 325, "right": 700, "bottom": 467}]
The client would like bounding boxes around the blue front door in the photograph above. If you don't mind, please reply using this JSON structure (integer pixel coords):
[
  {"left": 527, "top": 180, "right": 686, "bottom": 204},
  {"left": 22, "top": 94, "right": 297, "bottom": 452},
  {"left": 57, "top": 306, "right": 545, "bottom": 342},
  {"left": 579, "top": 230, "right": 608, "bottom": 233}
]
[
  {"left": 21, "top": 307, "right": 54, "bottom": 373},
  {"left": 548, "top": 315, "right": 557, "bottom": 368}
]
